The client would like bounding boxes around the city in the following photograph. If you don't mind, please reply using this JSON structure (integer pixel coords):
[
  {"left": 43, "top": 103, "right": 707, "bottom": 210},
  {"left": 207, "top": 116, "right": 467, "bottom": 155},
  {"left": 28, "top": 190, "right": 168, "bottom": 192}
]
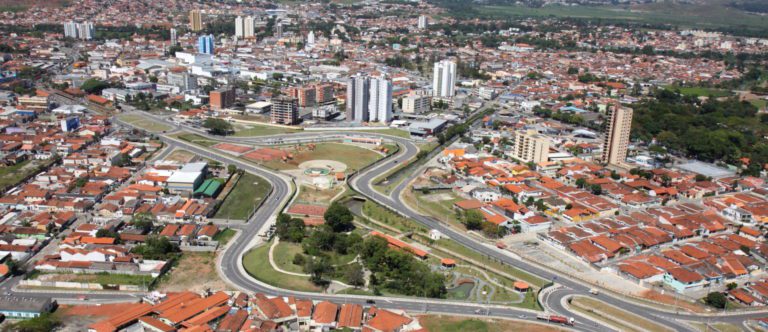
[{"left": 0, "top": 0, "right": 767, "bottom": 331}]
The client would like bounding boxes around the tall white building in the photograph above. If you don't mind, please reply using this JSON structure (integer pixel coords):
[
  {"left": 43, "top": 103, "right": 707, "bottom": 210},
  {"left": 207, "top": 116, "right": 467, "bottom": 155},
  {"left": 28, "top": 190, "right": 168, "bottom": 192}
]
[
  {"left": 418, "top": 15, "right": 428, "bottom": 29},
  {"left": 368, "top": 76, "right": 393, "bottom": 123},
  {"left": 235, "top": 16, "right": 244, "bottom": 38},
  {"left": 346, "top": 74, "right": 392, "bottom": 124},
  {"left": 63, "top": 21, "right": 94, "bottom": 40},
  {"left": 244, "top": 16, "right": 255, "bottom": 38},
  {"left": 170, "top": 28, "right": 177, "bottom": 46},
  {"left": 433, "top": 60, "right": 457, "bottom": 99},
  {"left": 307, "top": 31, "right": 316, "bottom": 45}
]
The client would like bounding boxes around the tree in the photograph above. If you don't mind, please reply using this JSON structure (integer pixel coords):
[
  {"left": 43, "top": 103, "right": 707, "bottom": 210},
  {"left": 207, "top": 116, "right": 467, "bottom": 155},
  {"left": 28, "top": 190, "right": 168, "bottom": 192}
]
[
  {"left": 95, "top": 229, "right": 119, "bottom": 240},
  {"left": 227, "top": 164, "right": 238, "bottom": 175},
  {"left": 590, "top": 184, "right": 603, "bottom": 195},
  {"left": 203, "top": 118, "right": 234, "bottom": 135},
  {"left": 344, "top": 263, "right": 366, "bottom": 287},
  {"left": 293, "top": 253, "right": 306, "bottom": 266},
  {"left": 704, "top": 292, "right": 727, "bottom": 309},
  {"left": 80, "top": 78, "right": 110, "bottom": 94},
  {"left": 131, "top": 212, "right": 156, "bottom": 232},
  {"left": 726, "top": 282, "right": 738, "bottom": 291},
  {"left": 4, "top": 313, "right": 60, "bottom": 332},
  {"left": 575, "top": 178, "right": 587, "bottom": 189},
  {"left": 131, "top": 235, "right": 180, "bottom": 260},
  {"left": 463, "top": 210, "right": 484, "bottom": 230},
  {"left": 276, "top": 214, "right": 305, "bottom": 243},
  {"left": 305, "top": 257, "right": 333, "bottom": 286},
  {"left": 323, "top": 202, "right": 354, "bottom": 232}
]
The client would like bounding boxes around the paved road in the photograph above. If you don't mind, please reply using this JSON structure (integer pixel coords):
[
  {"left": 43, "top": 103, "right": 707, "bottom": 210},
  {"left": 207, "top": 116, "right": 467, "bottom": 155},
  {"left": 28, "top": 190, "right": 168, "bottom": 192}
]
[{"left": 16, "top": 108, "right": 763, "bottom": 330}]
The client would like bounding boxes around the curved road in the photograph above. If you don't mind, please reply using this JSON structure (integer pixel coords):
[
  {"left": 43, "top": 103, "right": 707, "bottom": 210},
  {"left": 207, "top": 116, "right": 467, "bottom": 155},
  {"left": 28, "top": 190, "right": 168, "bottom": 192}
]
[{"left": 113, "top": 109, "right": 767, "bottom": 330}]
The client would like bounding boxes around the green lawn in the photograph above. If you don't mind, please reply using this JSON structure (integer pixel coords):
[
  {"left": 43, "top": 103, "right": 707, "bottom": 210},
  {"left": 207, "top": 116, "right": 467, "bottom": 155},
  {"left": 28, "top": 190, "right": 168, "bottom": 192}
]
[
  {"left": 214, "top": 173, "right": 272, "bottom": 220},
  {"left": 361, "top": 200, "right": 426, "bottom": 233},
  {"left": 272, "top": 241, "right": 306, "bottom": 274},
  {"left": 174, "top": 133, "right": 218, "bottom": 147},
  {"left": 750, "top": 99, "right": 767, "bottom": 110},
  {"left": 233, "top": 123, "right": 299, "bottom": 137},
  {"left": 0, "top": 160, "right": 45, "bottom": 191},
  {"left": 213, "top": 228, "right": 236, "bottom": 246},
  {"left": 263, "top": 143, "right": 384, "bottom": 171},
  {"left": 469, "top": 2, "right": 768, "bottom": 32},
  {"left": 666, "top": 86, "right": 732, "bottom": 98},
  {"left": 571, "top": 296, "right": 673, "bottom": 332},
  {"left": 242, "top": 242, "right": 321, "bottom": 292},
  {"left": 339, "top": 128, "right": 411, "bottom": 139},
  {"left": 419, "top": 315, "right": 563, "bottom": 332},
  {"left": 40, "top": 272, "right": 155, "bottom": 287},
  {"left": 118, "top": 113, "right": 173, "bottom": 132}
]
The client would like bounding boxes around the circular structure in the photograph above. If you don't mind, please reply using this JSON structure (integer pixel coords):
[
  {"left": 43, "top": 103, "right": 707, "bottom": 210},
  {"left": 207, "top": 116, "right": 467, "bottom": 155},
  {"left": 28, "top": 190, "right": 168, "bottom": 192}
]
[
  {"left": 304, "top": 167, "right": 330, "bottom": 177},
  {"left": 297, "top": 160, "right": 348, "bottom": 173}
]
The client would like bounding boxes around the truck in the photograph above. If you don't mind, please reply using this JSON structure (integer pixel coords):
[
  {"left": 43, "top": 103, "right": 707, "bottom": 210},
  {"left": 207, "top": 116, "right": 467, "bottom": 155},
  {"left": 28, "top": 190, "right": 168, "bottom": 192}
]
[
  {"left": 537, "top": 314, "right": 574, "bottom": 326},
  {"left": 590, "top": 288, "right": 600, "bottom": 295}
]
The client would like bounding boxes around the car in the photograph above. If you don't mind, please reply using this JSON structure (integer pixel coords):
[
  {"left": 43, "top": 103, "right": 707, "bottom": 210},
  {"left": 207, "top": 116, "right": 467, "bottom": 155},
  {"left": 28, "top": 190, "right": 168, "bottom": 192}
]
[
  {"left": 366, "top": 299, "right": 375, "bottom": 304},
  {"left": 393, "top": 160, "right": 398, "bottom": 163}
]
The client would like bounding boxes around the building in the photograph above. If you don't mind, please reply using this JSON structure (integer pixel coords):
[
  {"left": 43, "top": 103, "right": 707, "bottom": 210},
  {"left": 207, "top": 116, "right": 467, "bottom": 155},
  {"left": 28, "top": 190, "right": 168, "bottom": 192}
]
[
  {"left": 408, "top": 118, "right": 447, "bottom": 137},
  {"left": 368, "top": 76, "right": 393, "bottom": 123},
  {"left": 167, "top": 72, "right": 197, "bottom": 91},
  {"left": 246, "top": 101, "right": 272, "bottom": 114},
  {"left": 346, "top": 74, "right": 370, "bottom": 123},
  {"left": 433, "top": 60, "right": 457, "bottom": 99},
  {"left": 402, "top": 94, "right": 430, "bottom": 114},
  {"left": 170, "top": 28, "right": 177, "bottom": 46},
  {"left": 197, "top": 35, "right": 214, "bottom": 55},
  {"left": 209, "top": 88, "right": 235, "bottom": 110},
  {"left": 235, "top": 16, "right": 255, "bottom": 38},
  {"left": 275, "top": 22, "right": 283, "bottom": 38},
  {"left": 63, "top": 21, "right": 94, "bottom": 40},
  {"left": 512, "top": 130, "right": 550, "bottom": 164},
  {"left": 315, "top": 83, "right": 334, "bottom": 104},
  {"left": 60, "top": 116, "right": 80, "bottom": 132},
  {"left": 0, "top": 296, "right": 54, "bottom": 319},
  {"left": 602, "top": 105, "right": 633, "bottom": 166},
  {"left": 290, "top": 86, "right": 316, "bottom": 107},
  {"left": 167, "top": 162, "right": 207, "bottom": 193},
  {"left": 271, "top": 96, "right": 299, "bottom": 125},
  {"left": 189, "top": 10, "right": 203, "bottom": 32},
  {"left": 418, "top": 15, "right": 429, "bottom": 29},
  {"left": 307, "top": 31, "right": 316, "bottom": 45}
]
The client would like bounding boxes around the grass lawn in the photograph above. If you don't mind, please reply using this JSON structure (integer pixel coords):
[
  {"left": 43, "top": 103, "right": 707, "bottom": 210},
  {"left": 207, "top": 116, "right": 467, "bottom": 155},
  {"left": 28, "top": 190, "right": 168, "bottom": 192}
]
[
  {"left": 174, "top": 133, "right": 218, "bottom": 147},
  {"left": 214, "top": 173, "right": 272, "bottom": 220},
  {"left": 341, "top": 128, "right": 410, "bottom": 139},
  {"left": 750, "top": 99, "right": 767, "bottom": 110},
  {"left": 243, "top": 242, "right": 322, "bottom": 292},
  {"left": 272, "top": 241, "right": 306, "bottom": 274},
  {"left": 0, "top": 159, "right": 48, "bottom": 191},
  {"left": 419, "top": 315, "right": 566, "bottom": 332},
  {"left": 361, "top": 200, "right": 427, "bottom": 233},
  {"left": 233, "top": 123, "right": 299, "bottom": 137},
  {"left": 156, "top": 252, "right": 228, "bottom": 292},
  {"left": 42, "top": 272, "right": 154, "bottom": 287},
  {"left": 164, "top": 149, "right": 196, "bottom": 163},
  {"left": 571, "top": 296, "right": 673, "bottom": 332},
  {"left": 263, "top": 143, "right": 384, "bottom": 171},
  {"left": 118, "top": 113, "right": 172, "bottom": 132},
  {"left": 213, "top": 228, "right": 236, "bottom": 246},
  {"left": 295, "top": 185, "right": 344, "bottom": 205},
  {"left": 666, "top": 86, "right": 732, "bottom": 98},
  {"left": 403, "top": 190, "right": 464, "bottom": 229}
]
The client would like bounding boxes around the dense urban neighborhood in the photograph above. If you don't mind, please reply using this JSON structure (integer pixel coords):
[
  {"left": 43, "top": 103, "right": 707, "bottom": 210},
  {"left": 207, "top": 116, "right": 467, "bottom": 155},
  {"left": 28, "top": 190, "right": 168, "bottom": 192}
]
[{"left": 0, "top": 0, "right": 767, "bottom": 331}]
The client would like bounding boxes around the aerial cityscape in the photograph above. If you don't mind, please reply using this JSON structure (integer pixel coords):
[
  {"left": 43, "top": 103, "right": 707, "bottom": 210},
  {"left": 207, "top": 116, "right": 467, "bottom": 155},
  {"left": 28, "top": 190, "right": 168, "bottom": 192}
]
[{"left": 0, "top": 0, "right": 767, "bottom": 331}]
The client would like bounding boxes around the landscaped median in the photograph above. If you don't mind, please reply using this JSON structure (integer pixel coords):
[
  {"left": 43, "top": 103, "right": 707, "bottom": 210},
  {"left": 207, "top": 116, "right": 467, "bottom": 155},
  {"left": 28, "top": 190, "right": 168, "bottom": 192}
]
[{"left": 567, "top": 295, "right": 674, "bottom": 332}]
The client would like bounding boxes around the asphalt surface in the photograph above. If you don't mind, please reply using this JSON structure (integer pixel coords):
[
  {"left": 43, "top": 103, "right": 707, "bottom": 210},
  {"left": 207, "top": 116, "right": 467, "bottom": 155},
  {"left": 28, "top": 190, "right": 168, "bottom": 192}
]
[{"left": 12, "top": 107, "right": 764, "bottom": 331}]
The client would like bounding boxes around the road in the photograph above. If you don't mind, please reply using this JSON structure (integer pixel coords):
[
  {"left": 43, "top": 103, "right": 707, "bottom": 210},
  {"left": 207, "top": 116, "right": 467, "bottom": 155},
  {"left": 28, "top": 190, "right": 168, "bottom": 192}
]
[{"left": 13, "top": 107, "right": 763, "bottom": 330}]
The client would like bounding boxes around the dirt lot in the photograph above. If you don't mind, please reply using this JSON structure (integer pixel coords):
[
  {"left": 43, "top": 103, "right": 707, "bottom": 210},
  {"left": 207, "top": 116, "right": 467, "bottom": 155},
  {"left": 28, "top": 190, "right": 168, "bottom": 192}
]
[
  {"left": 163, "top": 149, "right": 196, "bottom": 163},
  {"left": 418, "top": 315, "right": 568, "bottom": 332},
  {"left": 157, "top": 252, "right": 230, "bottom": 292}
]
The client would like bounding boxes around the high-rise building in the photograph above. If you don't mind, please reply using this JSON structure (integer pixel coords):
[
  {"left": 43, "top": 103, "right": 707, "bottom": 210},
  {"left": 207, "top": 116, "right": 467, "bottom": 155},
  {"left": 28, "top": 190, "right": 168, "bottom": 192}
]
[
  {"left": 189, "top": 10, "right": 203, "bottom": 32},
  {"left": 402, "top": 94, "right": 431, "bottom": 114},
  {"left": 602, "top": 105, "right": 633, "bottom": 166},
  {"left": 315, "top": 84, "right": 334, "bottom": 105},
  {"left": 235, "top": 16, "right": 244, "bottom": 38},
  {"left": 271, "top": 96, "right": 299, "bottom": 125},
  {"left": 290, "top": 86, "right": 316, "bottom": 107},
  {"left": 63, "top": 21, "right": 94, "bottom": 40},
  {"left": 197, "top": 35, "right": 214, "bottom": 54},
  {"left": 63, "top": 22, "right": 78, "bottom": 39},
  {"left": 307, "top": 31, "right": 316, "bottom": 45},
  {"left": 346, "top": 75, "right": 370, "bottom": 123},
  {"left": 512, "top": 130, "right": 550, "bottom": 164},
  {"left": 346, "top": 74, "right": 392, "bottom": 124},
  {"left": 418, "top": 15, "right": 428, "bottom": 29},
  {"left": 368, "top": 76, "right": 393, "bottom": 124},
  {"left": 244, "top": 16, "right": 255, "bottom": 38},
  {"left": 275, "top": 22, "right": 283, "bottom": 38},
  {"left": 433, "top": 60, "right": 457, "bottom": 99},
  {"left": 170, "top": 28, "right": 177, "bottom": 46},
  {"left": 209, "top": 88, "right": 235, "bottom": 110}
]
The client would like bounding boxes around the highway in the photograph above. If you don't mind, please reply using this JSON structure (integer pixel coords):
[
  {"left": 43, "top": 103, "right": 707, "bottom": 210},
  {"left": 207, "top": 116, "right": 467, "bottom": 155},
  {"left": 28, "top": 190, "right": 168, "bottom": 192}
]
[{"left": 21, "top": 107, "right": 763, "bottom": 330}]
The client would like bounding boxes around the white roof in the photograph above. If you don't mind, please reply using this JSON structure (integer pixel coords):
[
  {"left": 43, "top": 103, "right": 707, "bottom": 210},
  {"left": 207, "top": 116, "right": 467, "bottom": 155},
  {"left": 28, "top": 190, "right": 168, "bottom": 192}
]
[{"left": 167, "top": 171, "right": 201, "bottom": 184}]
